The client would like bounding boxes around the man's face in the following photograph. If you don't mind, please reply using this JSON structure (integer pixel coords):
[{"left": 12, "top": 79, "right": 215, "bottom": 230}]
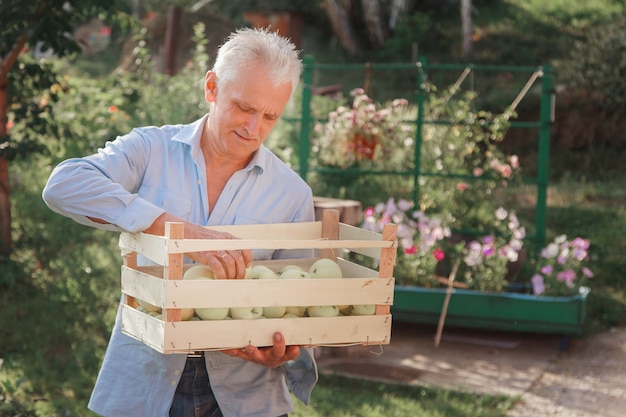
[{"left": 204, "top": 61, "right": 293, "bottom": 161}]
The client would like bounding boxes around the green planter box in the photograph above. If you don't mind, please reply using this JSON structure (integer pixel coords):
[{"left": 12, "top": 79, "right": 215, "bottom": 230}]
[{"left": 392, "top": 286, "right": 589, "bottom": 337}]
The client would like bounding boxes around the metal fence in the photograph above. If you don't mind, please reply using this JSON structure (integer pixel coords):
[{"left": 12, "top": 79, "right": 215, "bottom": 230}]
[{"left": 296, "top": 56, "right": 555, "bottom": 249}]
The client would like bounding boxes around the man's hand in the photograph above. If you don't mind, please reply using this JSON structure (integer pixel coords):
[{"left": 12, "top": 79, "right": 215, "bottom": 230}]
[
  {"left": 221, "top": 332, "right": 300, "bottom": 367},
  {"left": 143, "top": 213, "right": 253, "bottom": 279}
]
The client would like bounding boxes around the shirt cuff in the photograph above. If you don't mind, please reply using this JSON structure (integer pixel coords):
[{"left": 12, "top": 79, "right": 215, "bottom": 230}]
[{"left": 115, "top": 197, "right": 167, "bottom": 233}]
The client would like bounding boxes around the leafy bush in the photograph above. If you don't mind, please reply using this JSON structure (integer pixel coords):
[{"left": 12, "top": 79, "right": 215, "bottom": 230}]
[{"left": 563, "top": 18, "right": 626, "bottom": 109}]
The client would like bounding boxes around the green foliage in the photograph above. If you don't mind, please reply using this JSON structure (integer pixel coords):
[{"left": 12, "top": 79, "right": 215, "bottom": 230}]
[
  {"left": 1, "top": 56, "right": 68, "bottom": 161},
  {"left": 0, "top": 0, "right": 130, "bottom": 58},
  {"left": 562, "top": 18, "right": 626, "bottom": 109},
  {"left": 1, "top": 155, "right": 119, "bottom": 416}
]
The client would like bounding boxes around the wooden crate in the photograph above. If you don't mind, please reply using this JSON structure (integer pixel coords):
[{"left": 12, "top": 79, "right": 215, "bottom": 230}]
[{"left": 119, "top": 210, "right": 397, "bottom": 354}]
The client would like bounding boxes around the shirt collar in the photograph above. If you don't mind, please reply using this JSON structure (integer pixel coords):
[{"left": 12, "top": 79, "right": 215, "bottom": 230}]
[{"left": 173, "top": 114, "right": 268, "bottom": 174}]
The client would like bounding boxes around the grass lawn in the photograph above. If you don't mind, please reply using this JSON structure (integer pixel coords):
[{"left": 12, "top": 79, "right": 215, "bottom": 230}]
[{"left": 292, "top": 373, "right": 516, "bottom": 417}]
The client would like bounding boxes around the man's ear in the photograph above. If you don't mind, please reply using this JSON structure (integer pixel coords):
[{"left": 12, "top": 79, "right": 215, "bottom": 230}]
[{"left": 204, "top": 71, "right": 217, "bottom": 102}]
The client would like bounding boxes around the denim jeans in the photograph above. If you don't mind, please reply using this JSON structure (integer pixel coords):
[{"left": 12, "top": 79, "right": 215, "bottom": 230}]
[
  {"left": 169, "top": 356, "right": 289, "bottom": 417},
  {"left": 169, "top": 356, "right": 223, "bottom": 417}
]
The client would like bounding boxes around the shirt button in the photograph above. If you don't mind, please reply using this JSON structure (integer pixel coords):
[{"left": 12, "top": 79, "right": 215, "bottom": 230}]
[
  {"left": 171, "top": 380, "right": 177, "bottom": 386},
  {"left": 197, "top": 179, "right": 202, "bottom": 185},
  {"left": 174, "top": 370, "right": 181, "bottom": 376}
]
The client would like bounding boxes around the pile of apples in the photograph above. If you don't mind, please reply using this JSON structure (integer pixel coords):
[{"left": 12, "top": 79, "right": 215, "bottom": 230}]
[{"left": 135, "top": 258, "right": 376, "bottom": 320}]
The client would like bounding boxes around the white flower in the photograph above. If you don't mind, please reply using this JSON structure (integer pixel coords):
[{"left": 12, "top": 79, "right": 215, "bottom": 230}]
[
  {"left": 541, "top": 243, "right": 559, "bottom": 259},
  {"left": 495, "top": 207, "right": 508, "bottom": 221}
]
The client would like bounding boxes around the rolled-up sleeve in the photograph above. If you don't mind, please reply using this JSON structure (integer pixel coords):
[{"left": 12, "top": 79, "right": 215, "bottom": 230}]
[{"left": 42, "top": 130, "right": 168, "bottom": 233}]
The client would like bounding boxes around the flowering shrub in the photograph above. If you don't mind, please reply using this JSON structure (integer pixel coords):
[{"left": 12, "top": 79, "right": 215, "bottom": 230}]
[
  {"left": 531, "top": 235, "right": 594, "bottom": 297},
  {"left": 361, "top": 199, "right": 525, "bottom": 292},
  {"left": 418, "top": 88, "right": 522, "bottom": 232},
  {"left": 361, "top": 198, "right": 450, "bottom": 287},
  {"left": 312, "top": 88, "right": 415, "bottom": 170}
]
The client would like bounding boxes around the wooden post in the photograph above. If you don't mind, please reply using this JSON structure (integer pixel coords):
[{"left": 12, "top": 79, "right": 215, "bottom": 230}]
[
  {"left": 320, "top": 209, "right": 339, "bottom": 259},
  {"left": 376, "top": 223, "right": 397, "bottom": 315},
  {"left": 164, "top": 222, "right": 184, "bottom": 322},
  {"left": 434, "top": 258, "right": 461, "bottom": 347},
  {"left": 123, "top": 251, "right": 138, "bottom": 308}
]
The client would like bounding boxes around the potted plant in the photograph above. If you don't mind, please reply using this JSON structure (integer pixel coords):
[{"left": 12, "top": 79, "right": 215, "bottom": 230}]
[{"left": 360, "top": 197, "right": 594, "bottom": 338}]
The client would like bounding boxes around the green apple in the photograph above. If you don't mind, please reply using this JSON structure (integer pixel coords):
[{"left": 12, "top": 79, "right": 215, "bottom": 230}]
[
  {"left": 285, "top": 306, "right": 307, "bottom": 317},
  {"left": 282, "top": 313, "right": 301, "bottom": 318},
  {"left": 309, "top": 258, "right": 342, "bottom": 278},
  {"left": 279, "top": 267, "right": 309, "bottom": 316},
  {"left": 180, "top": 307, "right": 196, "bottom": 321},
  {"left": 230, "top": 306, "right": 264, "bottom": 320},
  {"left": 307, "top": 259, "right": 343, "bottom": 315},
  {"left": 137, "top": 298, "right": 161, "bottom": 313},
  {"left": 307, "top": 305, "right": 340, "bottom": 317},
  {"left": 190, "top": 271, "right": 230, "bottom": 320},
  {"left": 248, "top": 265, "right": 279, "bottom": 279},
  {"left": 339, "top": 305, "right": 352, "bottom": 315},
  {"left": 187, "top": 271, "right": 228, "bottom": 321},
  {"left": 351, "top": 304, "right": 376, "bottom": 316},
  {"left": 263, "top": 306, "right": 287, "bottom": 318},
  {"left": 183, "top": 264, "right": 215, "bottom": 279},
  {"left": 280, "top": 264, "right": 305, "bottom": 275},
  {"left": 244, "top": 266, "right": 253, "bottom": 278},
  {"left": 280, "top": 268, "right": 310, "bottom": 279},
  {"left": 246, "top": 265, "right": 284, "bottom": 317}
]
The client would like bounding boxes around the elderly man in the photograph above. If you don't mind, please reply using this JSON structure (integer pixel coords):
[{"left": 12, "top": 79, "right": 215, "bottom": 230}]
[{"left": 43, "top": 27, "right": 317, "bottom": 417}]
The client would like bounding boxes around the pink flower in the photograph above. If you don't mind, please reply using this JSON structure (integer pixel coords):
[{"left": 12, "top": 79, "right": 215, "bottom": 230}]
[
  {"left": 531, "top": 274, "right": 545, "bottom": 295},
  {"left": 473, "top": 167, "right": 484, "bottom": 176},
  {"left": 556, "top": 270, "right": 576, "bottom": 287},
  {"left": 364, "top": 206, "right": 375, "bottom": 217},
  {"left": 433, "top": 248, "right": 445, "bottom": 261},
  {"left": 456, "top": 182, "right": 468, "bottom": 191},
  {"left": 572, "top": 237, "right": 590, "bottom": 250},
  {"left": 404, "top": 245, "right": 417, "bottom": 255},
  {"left": 582, "top": 267, "right": 594, "bottom": 278},
  {"left": 540, "top": 265, "right": 553, "bottom": 275}
]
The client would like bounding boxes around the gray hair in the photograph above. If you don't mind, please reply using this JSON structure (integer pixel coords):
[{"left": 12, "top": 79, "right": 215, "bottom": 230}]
[{"left": 212, "top": 27, "right": 302, "bottom": 98}]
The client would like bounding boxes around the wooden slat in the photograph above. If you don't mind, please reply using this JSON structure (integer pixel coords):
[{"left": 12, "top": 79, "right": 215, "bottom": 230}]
[
  {"left": 160, "top": 315, "right": 392, "bottom": 351},
  {"left": 119, "top": 232, "right": 169, "bottom": 265},
  {"left": 121, "top": 304, "right": 165, "bottom": 352},
  {"left": 166, "top": 238, "right": 394, "bottom": 254},
  {"left": 339, "top": 223, "right": 389, "bottom": 259},
  {"left": 161, "top": 277, "right": 395, "bottom": 309},
  {"left": 121, "top": 266, "right": 166, "bottom": 308},
  {"left": 203, "top": 221, "right": 322, "bottom": 240},
  {"left": 336, "top": 257, "right": 380, "bottom": 279}
]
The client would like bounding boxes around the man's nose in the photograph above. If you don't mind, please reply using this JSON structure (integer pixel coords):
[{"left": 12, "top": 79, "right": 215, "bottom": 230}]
[{"left": 244, "top": 114, "right": 263, "bottom": 137}]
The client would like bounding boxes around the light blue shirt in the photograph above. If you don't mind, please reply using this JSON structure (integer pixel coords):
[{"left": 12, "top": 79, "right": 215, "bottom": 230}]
[{"left": 42, "top": 114, "right": 318, "bottom": 417}]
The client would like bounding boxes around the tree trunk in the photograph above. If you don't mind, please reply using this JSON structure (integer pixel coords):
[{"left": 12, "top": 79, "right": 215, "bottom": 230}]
[
  {"left": 460, "top": 0, "right": 473, "bottom": 58},
  {"left": 0, "top": 85, "right": 10, "bottom": 255},
  {"left": 360, "top": 0, "right": 386, "bottom": 48},
  {"left": 0, "top": 28, "right": 29, "bottom": 256},
  {"left": 323, "top": 0, "right": 362, "bottom": 55},
  {"left": 388, "top": 0, "right": 407, "bottom": 30}
]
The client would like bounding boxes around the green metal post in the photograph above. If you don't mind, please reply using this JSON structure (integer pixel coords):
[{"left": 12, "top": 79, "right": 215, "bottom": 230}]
[
  {"left": 412, "top": 58, "right": 427, "bottom": 206},
  {"left": 536, "top": 65, "right": 554, "bottom": 248},
  {"left": 298, "top": 55, "right": 315, "bottom": 181}
]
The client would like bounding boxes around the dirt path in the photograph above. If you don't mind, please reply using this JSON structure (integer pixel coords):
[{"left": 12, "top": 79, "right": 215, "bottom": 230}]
[
  {"left": 315, "top": 322, "right": 626, "bottom": 417},
  {"left": 505, "top": 327, "right": 626, "bottom": 417}
]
